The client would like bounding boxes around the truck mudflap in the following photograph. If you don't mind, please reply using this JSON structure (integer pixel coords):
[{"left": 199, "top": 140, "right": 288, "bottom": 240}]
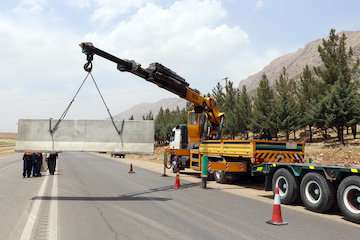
[{"left": 208, "top": 161, "right": 247, "bottom": 172}]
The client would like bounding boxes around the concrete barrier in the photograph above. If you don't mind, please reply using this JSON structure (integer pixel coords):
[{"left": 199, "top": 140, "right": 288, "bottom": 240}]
[{"left": 15, "top": 119, "right": 154, "bottom": 154}]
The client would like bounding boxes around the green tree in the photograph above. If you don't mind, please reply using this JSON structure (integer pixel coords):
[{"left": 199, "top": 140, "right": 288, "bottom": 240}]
[
  {"left": 315, "top": 29, "right": 360, "bottom": 144},
  {"left": 252, "top": 74, "right": 276, "bottom": 138},
  {"left": 297, "top": 65, "right": 321, "bottom": 142},
  {"left": 212, "top": 81, "right": 225, "bottom": 109},
  {"left": 237, "top": 86, "right": 252, "bottom": 139},
  {"left": 274, "top": 67, "right": 299, "bottom": 140},
  {"left": 222, "top": 80, "right": 239, "bottom": 138},
  {"left": 154, "top": 106, "right": 187, "bottom": 143}
]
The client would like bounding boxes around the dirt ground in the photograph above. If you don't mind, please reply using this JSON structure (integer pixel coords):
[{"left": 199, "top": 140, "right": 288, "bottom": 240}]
[
  {"left": 0, "top": 132, "right": 16, "bottom": 156},
  {"left": 128, "top": 139, "right": 360, "bottom": 167},
  {"left": 305, "top": 140, "right": 360, "bottom": 166}
]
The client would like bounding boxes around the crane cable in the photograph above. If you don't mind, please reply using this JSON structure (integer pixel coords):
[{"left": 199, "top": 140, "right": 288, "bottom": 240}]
[
  {"left": 49, "top": 65, "right": 124, "bottom": 145},
  {"left": 49, "top": 72, "right": 90, "bottom": 135}
]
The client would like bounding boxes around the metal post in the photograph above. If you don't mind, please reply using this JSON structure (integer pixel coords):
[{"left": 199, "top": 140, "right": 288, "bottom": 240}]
[
  {"left": 161, "top": 152, "right": 168, "bottom": 177},
  {"left": 201, "top": 155, "right": 208, "bottom": 189}
]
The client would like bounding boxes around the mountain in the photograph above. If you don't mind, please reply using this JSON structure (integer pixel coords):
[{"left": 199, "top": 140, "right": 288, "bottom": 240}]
[
  {"left": 239, "top": 31, "right": 360, "bottom": 91},
  {"left": 113, "top": 97, "right": 186, "bottom": 120}
]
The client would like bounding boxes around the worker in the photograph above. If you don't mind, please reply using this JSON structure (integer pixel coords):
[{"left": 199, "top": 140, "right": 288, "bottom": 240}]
[
  {"left": 22, "top": 152, "right": 32, "bottom": 178},
  {"left": 47, "top": 152, "right": 58, "bottom": 175},
  {"left": 32, "top": 152, "right": 40, "bottom": 177},
  {"left": 36, "top": 152, "right": 43, "bottom": 177}
]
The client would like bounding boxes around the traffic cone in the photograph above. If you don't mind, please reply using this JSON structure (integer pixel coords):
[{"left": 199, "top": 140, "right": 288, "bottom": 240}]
[
  {"left": 174, "top": 171, "right": 181, "bottom": 189},
  {"left": 128, "top": 163, "right": 135, "bottom": 174},
  {"left": 266, "top": 187, "right": 288, "bottom": 225}
]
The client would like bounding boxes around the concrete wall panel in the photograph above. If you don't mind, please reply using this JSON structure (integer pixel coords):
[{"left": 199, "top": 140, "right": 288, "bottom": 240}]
[{"left": 15, "top": 119, "right": 154, "bottom": 153}]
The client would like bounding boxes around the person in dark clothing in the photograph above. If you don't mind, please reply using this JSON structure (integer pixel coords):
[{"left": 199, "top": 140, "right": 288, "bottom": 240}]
[
  {"left": 22, "top": 152, "right": 33, "bottom": 178},
  {"left": 36, "top": 152, "right": 43, "bottom": 177},
  {"left": 47, "top": 152, "right": 58, "bottom": 175},
  {"left": 32, "top": 153, "right": 40, "bottom": 177}
]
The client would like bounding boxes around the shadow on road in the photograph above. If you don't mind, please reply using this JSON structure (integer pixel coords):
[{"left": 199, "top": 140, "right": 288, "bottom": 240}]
[
  {"left": 32, "top": 182, "right": 200, "bottom": 202},
  {"left": 32, "top": 195, "right": 171, "bottom": 201}
]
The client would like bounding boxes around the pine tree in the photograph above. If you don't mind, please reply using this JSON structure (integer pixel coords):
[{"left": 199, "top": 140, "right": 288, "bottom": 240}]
[
  {"left": 154, "top": 106, "right": 187, "bottom": 143},
  {"left": 323, "top": 73, "right": 360, "bottom": 143},
  {"left": 315, "top": 29, "right": 360, "bottom": 144},
  {"left": 222, "top": 80, "right": 239, "bottom": 138},
  {"left": 237, "top": 86, "right": 252, "bottom": 139},
  {"left": 129, "top": 115, "right": 134, "bottom": 120},
  {"left": 297, "top": 65, "right": 321, "bottom": 142},
  {"left": 212, "top": 81, "right": 225, "bottom": 109},
  {"left": 252, "top": 74, "right": 276, "bottom": 139},
  {"left": 155, "top": 107, "right": 165, "bottom": 143},
  {"left": 274, "top": 68, "right": 298, "bottom": 140}
]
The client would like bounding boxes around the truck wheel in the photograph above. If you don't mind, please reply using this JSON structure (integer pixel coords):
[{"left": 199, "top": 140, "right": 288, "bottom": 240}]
[
  {"left": 214, "top": 170, "right": 227, "bottom": 184},
  {"left": 337, "top": 176, "right": 360, "bottom": 223},
  {"left": 300, "top": 172, "right": 335, "bottom": 213},
  {"left": 272, "top": 168, "right": 299, "bottom": 204},
  {"left": 207, "top": 170, "right": 215, "bottom": 181}
]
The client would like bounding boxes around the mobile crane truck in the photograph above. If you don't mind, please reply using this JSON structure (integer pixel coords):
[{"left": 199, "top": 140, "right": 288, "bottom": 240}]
[{"left": 80, "top": 42, "right": 360, "bottom": 223}]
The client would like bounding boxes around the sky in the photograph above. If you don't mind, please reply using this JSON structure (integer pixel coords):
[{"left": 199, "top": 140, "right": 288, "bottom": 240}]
[{"left": 1, "top": 0, "right": 359, "bottom": 131}]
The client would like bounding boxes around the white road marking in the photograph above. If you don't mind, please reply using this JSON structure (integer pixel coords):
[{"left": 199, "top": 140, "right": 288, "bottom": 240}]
[
  {"left": 48, "top": 175, "right": 58, "bottom": 240},
  {"left": 19, "top": 176, "right": 49, "bottom": 240}
]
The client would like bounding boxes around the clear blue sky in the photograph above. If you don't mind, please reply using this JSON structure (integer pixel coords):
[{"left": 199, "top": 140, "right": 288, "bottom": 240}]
[{"left": 0, "top": 0, "right": 359, "bottom": 131}]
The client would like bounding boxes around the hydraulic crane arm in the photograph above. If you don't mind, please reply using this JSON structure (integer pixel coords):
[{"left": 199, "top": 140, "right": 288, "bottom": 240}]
[{"left": 79, "top": 42, "right": 224, "bottom": 137}]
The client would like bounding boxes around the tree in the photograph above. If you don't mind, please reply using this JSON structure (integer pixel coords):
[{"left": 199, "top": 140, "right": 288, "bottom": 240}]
[
  {"left": 274, "top": 67, "right": 299, "bottom": 140},
  {"left": 222, "top": 80, "right": 239, "bottom": 138},
  {"left": 315, "top": 29, "right": 360, "bottom": 144},
  {"left": 297, "top": 65, "right": 321, "bottom": 142},
  {"left": 142, "top": 111, "right": 154, "bottom": 120},
  {"left": 237, "top": 86, "right": 252, "bottom": 139},
  {"left": 212, "top": 81, "right": 225, "bottom": 109},
  {"left": 154, "top": 106, "right": 187, "bottom": 144},
  {"left": 323, "top": 74, "right": 360, "bottom": 143},
  {"left": 128, "top": 115, "right": 134, "bottom": 120},
  {"left": 252, "top": 74, "right": 276, "bottom": 139}
]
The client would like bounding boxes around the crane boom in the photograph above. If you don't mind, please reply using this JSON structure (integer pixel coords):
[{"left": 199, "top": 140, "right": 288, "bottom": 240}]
[{"left": 79, "top": 42, "right": 224, "bottom": 138}]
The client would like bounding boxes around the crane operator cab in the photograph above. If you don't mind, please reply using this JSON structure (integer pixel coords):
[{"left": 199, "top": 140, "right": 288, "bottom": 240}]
[{"left": 168, "top": 111, "right": 205, "bottom": 172}]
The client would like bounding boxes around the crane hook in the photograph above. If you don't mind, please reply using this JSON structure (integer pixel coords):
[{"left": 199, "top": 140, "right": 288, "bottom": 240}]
[{"left": 84, "top": 54, "right": 93, "bottom": 72}]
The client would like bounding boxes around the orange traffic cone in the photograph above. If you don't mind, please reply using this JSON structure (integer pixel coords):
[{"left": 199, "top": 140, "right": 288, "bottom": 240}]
[
  {"left": 128, "top": 163, "right": 135, "bottom": 174},
  {"left": 266, "top": 187, "right": 288, "bottom": 225},
  {"left": 174, "top": 171, "right": 181, "bottom": 189}
]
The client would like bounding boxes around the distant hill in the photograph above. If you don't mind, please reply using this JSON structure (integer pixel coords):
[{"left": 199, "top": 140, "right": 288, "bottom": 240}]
[
  {"left": 239, "top": 31, "right": 360, "bottom": 91},
  {"left": 113, "top": 97, "right": 186, "bottom": 120},
  {"left": 115, "top": 31, "right": 360, "bottom": 119}
]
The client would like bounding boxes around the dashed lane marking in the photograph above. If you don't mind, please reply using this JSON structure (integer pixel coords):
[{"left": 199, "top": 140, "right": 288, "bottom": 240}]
[
  {"left": 19, "top": 175, "right": 49, "bottom": 240},
  {"left": 48, "top": 175, "right": 58, "bottom": 240}
]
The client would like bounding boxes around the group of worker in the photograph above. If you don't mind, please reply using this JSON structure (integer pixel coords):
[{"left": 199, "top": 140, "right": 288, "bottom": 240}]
[{"left": 22, "top": 152, "right": 58, "bottom": 178}]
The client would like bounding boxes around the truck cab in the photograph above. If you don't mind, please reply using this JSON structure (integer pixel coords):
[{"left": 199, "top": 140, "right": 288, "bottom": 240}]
[{"left": 169, "top": 124, "right": 188, "bottom": 150}]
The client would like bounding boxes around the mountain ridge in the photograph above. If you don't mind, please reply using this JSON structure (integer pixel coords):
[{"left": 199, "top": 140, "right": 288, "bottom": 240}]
[
  {"left": 114, "top": 97, "right": 186, "bottom": 120},
  {"left": 239, "top": 31, "right": 360, "bottom": 90}
]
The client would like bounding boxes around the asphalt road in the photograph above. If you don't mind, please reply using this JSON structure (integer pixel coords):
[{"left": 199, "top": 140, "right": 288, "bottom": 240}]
[{"left": 1, "top": 152, "right": 359, "bottom": 240}]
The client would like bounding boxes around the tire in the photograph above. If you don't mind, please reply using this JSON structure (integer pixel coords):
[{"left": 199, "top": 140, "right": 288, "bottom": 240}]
[
  {"left": 272, "top": 168, "right": 299, "bottom": 204},
  {"left": 207, "top": 170, "right": 215, "bottom": 181},
  {"left": 171, "top": 155, "right": 180, "bottom": 173},
  {"left": 214, "top": 170, "right": 227, "bottom": 184},
  {"left": 337, "top": 175, "right": 360, "bottom": 223},
  {"left": 300, "top": 172, "right": 335, "bottom": 213}
]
